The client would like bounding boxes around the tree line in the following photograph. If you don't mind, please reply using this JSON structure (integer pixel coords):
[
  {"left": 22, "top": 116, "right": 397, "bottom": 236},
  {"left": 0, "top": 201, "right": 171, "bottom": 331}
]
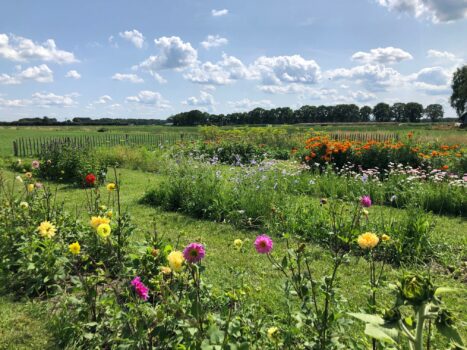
[
  {"left": 167, "top": 102, "right": 445, "bottom": 126},
  {"left": 0, "top": 117, "right": 166, "bottom": 126}
]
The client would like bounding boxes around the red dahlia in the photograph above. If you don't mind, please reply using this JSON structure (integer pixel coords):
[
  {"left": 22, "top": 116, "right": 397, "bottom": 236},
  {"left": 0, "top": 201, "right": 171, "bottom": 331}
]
[{"left": 85, "top": 173, "right": 96, "bottom": 185}]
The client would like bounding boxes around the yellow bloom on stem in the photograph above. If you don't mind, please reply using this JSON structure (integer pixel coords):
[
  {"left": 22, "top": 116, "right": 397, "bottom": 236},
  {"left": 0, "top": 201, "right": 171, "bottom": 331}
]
[
  {"left": 38, "top": 221, "right": 57, "bottom": 239},
  {"left": 69, "top": 242, "right": 81, "bottom": 255},
  {"left": 106, "top": 183, "right": 116, "bottom": 191},
  {"left": 106, "top": 210, "right": 113, "bottom": 218},
  {"left": 362, "top": 209, "right": 369, "bottom": 216},
  {"left": 25, "top": 172, "right": 33, "bottom": 179},
  {"left": 267, "top": 326, "right": 279, "bottom": 341},
  {"left": 19, "top": 201, "right": 29, "bottom": 210},
  {"left": 167, "top": 251, "right": 185, "bottom": 272},
  {"left": 233, "top": 239, "right": 243, "bottom": 249},
  {"left": 27, "top": 184, "right": 35, "bottom": 193},
  {"left": 357, "top": 232, "right": 379, "bottom": 250},
  {"left": 381, "top": 234, "right": 390, "bottom": 242},
  {"left": 90, "top": 216, "right": 110, "bottom": 229},
  {"left": 160, "top": 266, "right": 172, "bottom": 275},
  {"left": 97, "top": 223, "right": 111, "bottom": 238}
]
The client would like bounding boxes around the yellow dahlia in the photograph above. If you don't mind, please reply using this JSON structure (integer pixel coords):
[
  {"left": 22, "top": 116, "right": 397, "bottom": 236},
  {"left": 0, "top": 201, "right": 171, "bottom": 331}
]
[
  {"left": 38, "top": 221, "right": 57, "bottom": 239},
  {"left": 97, "top": 223, "right": 111, "bottom": 238},
  {"left": 167, "top": 251, "right": 184, "bottom": 272},
  {"left": 233, "top": 239, "right": 243, "bottom": 249},
  {"left": 69, "top": 241, "right": 81, "bottom": 255},
  {"left": 106, "top": 183, "right": 116, "bottom": 191},
  {"left": 267, "top": 326, "right": 279, "bottom": 341},
  {"left": 381, "top": 234, "right": 390, "bottom": 242},
  {"left": 27, "top": 184, "right": 35, "bottom": 193},
  {"left": 358, "top": 232, "right": 379, "bottom": 250},
  {"left": 90, "top": 216, "right": 110, "bottom": 229}
]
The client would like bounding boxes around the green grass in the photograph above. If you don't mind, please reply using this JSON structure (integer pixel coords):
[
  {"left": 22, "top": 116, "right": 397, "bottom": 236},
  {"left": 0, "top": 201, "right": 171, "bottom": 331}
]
[{"left": 0, "top": 166, "right": 466, "bottom": 348}]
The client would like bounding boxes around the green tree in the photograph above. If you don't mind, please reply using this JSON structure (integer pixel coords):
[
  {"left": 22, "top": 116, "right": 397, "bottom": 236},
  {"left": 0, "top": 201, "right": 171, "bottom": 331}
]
[
  {"left": 359, "top": 106, "right": 372, "bottom": 122},
  {"left": 450, "top": 65, "right": 467, "bottom": 117},
  {"left": 424, "top": 104, "right": 444, "bottom": 122},
  {"left": 404, "top": 102, "right": 424, "bottom": 123},
  {"left": 390, "top": 103, "right": 406, "bottom": 122},
  {"left": 373, "top": 103, "right": 391, "bottom": 122}
]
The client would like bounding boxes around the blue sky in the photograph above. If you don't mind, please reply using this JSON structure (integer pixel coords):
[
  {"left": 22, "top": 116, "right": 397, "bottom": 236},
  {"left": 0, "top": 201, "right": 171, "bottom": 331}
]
[{"left": 0, "top": 0, "right": 466, "bottom": 121}]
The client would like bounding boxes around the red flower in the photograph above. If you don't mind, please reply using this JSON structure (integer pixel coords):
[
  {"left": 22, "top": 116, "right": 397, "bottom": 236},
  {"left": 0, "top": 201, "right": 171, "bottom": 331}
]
[{"left": 85, "top": 173, "right": 96, "bottom": 185}]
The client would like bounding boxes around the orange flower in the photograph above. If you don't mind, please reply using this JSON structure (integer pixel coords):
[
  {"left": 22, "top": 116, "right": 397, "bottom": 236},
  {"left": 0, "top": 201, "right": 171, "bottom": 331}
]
[
  {"left": 440, "top": 165, "right": 449, "bottom": 170},
  {"left": 407, "top": 132, "right": 413, "bottom": 139}
]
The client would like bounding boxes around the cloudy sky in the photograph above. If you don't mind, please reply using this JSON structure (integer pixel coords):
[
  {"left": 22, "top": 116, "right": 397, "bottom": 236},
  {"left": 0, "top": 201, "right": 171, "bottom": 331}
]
[{"left": 0, "top": 0, "right": 466, "bottom": 121}]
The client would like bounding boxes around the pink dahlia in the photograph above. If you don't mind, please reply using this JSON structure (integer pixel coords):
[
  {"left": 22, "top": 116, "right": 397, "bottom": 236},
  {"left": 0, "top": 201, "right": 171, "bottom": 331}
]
[
  {"left": 254, "top": 234, "right": 273, "bottom": 254},
  {"left": 32, "top": 160, "right": 40, "bottom": 169},
  {"left": 183, "top": 243, "right": 206, "bottom": 263},
  {"left": 130, "top": 276, "right": 149, "bottom": 301},
  {"left": 360, "top": 195, "right": 372, "bottom": 208}
]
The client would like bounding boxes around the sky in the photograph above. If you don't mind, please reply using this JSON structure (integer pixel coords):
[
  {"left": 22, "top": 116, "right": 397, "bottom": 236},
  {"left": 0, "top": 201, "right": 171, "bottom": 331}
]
[{"left": 0, "top": 0, "right": 466, "bottom": 121}]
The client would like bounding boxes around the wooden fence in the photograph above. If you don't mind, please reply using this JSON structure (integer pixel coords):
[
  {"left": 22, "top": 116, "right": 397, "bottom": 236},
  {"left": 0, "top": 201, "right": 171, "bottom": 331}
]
[
  {"left": 12, "top": 133, "right": 200, "bottom": 157},
  {"left": 328, "top": 131, "right": 399, "bottom": 142}
]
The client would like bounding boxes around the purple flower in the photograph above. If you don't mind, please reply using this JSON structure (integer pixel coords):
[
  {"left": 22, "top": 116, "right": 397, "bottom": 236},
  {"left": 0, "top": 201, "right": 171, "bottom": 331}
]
[
  {"left": 254, "top": 234, "right": 273, "bottom": 254},
  {"left": 360, "top": 195, "right": 372, "bottom": 208},
  {"left": 131, "top": 276, "right": 149, "bottom": 301},
  {"left": 183, "top": 243, "right": 206, "bottom": 263},
  {"left": 32, "top": 160, "right": 40, "bottom": 169}
]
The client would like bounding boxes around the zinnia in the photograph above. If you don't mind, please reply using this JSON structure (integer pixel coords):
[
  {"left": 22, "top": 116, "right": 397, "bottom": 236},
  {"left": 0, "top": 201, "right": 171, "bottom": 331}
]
[
  {"left": 97, "top": 223, "right": 111, "bottom": 238},
  {"left": 358, "top": 232, "right": 379, "bottom": 249},
  {"left": 90, "top": 216, "right": 110, "bottom": 229},
  {"left": 106, "top": 183, "right": 116, "bottom": 191},
  {"left": 130, "top": 276, "right": 149, "bottom": 301},
  {"left": 360, "top": 195, "right": 372, "bottom": 208},
  {"left": 183, "top": 243, "right": 206, "bottom": 263},
  {"left": 167, "top": 251, "right": 185, "bottom": 272},
  {"left": 85, "top": 173, "right": 96, "bottom": 186},
  {"left": 69, "top": 241, "right": 81, "bottom": 255},
  {"left": 254, "top": 234, "right": 273, "bottom": 254},
  {"left": 38, "top": 221, "right": 57, "bottom": 239}
]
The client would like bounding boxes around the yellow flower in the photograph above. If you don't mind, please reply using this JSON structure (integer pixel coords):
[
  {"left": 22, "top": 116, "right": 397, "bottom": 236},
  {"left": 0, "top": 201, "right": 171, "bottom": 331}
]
[
  {"left": 381, "top": 234, "right": 390, "bottom": 242},
  {"left": 267, "top": 327, "right": 279, "bottom": 341},
  {"left": 233, "top": 239, "right": 243, "bottom": 249},
  {"left": 106, "top": 183, "right": 116, "bottom": 191},
  {"left": 69, "top": 242, "right": 81, "bottom": 255},
  {"left": 38, "top": 221, "right": 57, "bottom": 239},
  {"left": 362, "top": 209, "right": 369, "bottom": 216},
  {"left": 167, "top": 251, "right": 185, "bottom": 272},
  {"left": 27, "top": 184, "right": 35, "bottom": 193},
  {"left": 98, "top": 205, "right": 107, "bottom": 211},
  {"left": 90, "top": 216, "right": 110, "bottom": 229},
  {"left": 357, "top": 232, "right": 379, "bottom": 250},
  {"left": 160, "top": 266, "right": 172, "bottom": 275},
  {"left": 16, "top": 176, "right": 23, "bottom": 183},
  {"left": 19, "top": 201, "right": 29, "bottom": 210},
  {"left": 25, "top": 172, "right": 33, "bottom": 179},
  {"left": 97, "top": 223, "right": 111, "bottom": 238},
  {"left": 106, "top": 210, "right": 113, "bottom": 218}
]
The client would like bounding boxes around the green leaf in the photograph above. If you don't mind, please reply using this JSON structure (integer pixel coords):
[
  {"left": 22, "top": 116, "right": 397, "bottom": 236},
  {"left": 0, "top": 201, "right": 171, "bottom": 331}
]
[
  {"left": 364, "top": 324, "right": 397, "bottom": 344},
  {"left": 434, "top": 287, "right": 463, "bottom": 296},
  {"left": 436, "top": 323, "right": 465, "bottom": 347},
  {"left": 348, "top": 312, "right": 385, "bottom": 325}
]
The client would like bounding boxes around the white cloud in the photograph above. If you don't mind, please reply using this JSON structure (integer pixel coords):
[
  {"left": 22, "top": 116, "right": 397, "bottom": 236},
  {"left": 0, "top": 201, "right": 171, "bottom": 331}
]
[
  {"left": 184, "top": 53, "right": 250, "bottom": 85},
  {"left": 0, "top": 64, "right": 53, "bottom": 85},
  {"left": 149, "top": 71, "right": 167, "bottom": 83},
  {"left": 228, "top": 98, "right": 275, "bottom": 111},
  {"left": 65, "top": 70, "right": 81, "bottom": 79},
  {"left": 0, "top": 96, "right": 29, "bottom": 107},
  {"left": 31, "top": 92, "right": 78, "bottom": 107},
  {"left": 427, "top": 49, "right": 457, "bottom": 61},
  {"left": 252, "top": 55, "right": 321, "bottom": 85},
  {"left": 182, "top": 91, "right": 215, "bottom": 110},
  {"left": 326, "top": 64, "right": 403, "bottom": 91},
  {"left": 95, "top": 95, "right": 112, "bottom": 104},
  {"left": 351, "top": 47, "right": 413, "bottom": 64},
  {"left": 413, "top": 66, "right": 450, "bottom": 85},
  {"left": 201, "top": 35, "right": 228, "bottom": 49},
  {"left": 108, "top": 35, "right": 118, "bottom": 48},
  {"left": 349, "top": 90, "right": 377, "bottom": 102},
  {"left": 137, "top": 36, "right": 197, "bottom": 72},
  {"left": 377, "top": 0, "right": 467, "bottom": 23},
  {"left": 126, "top": 90, "right": 170, "bottom": 109},
  {"left": 413, "top": 81, "right": 450, "bottom": 95},
  {"left": 0, "top": 33, "right": 78, "bottom": 64},
  {"left": 119, "top": 29, "right": 145, "bottom": 49},
  {"left": 112, "top": 73, "right": 144, "bottom": 83},
  {"left": 211, "top": 9, "right": 228, "bottom": 17}
]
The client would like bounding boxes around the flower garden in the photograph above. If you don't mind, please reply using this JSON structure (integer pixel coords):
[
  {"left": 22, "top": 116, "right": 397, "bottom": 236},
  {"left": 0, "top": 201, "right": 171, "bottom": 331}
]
[{"left": 0, "top": 126, "right": 466, "bottom": 349}]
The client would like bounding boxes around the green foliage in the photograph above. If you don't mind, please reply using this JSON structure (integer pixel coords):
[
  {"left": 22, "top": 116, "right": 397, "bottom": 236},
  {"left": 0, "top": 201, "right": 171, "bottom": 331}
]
[{"left": 450, "top": 65, "right": 467, "bottom": 117}]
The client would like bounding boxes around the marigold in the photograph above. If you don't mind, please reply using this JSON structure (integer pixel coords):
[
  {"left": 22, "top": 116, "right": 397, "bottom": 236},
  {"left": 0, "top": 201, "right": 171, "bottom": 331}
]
[
  {"left": 69, "top": 241, "right": 81, "bottom": 255},
  {"left": 90, "top": 216, "right": 110, "bottom": 229},
  {"left": 106, "top": 183, "right": 116, "bottom": 191},
  {"left": 357, "top": 232, "right": 379, "bottom": 250},
  {"left": 167, "top": 251, "right": 185, "bottom": 272},
  {"left": 38, "top": 221, "right": 57, "bottom": 239},
  {"left": 97, "top": 223, "right": 111, "bottom": 238}
]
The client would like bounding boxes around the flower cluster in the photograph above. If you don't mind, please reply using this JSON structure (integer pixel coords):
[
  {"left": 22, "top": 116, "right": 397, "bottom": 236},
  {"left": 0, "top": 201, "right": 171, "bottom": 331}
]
[{"left": 130, "top": 276, "right": 149, "bottom": 301}]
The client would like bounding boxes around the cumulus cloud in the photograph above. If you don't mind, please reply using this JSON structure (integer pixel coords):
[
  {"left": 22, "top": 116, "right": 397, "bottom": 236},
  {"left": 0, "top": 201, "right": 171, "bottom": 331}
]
[
  {"left": 95, "top": 95, "right": 112, "bottom": 104},
  {"left": 0, "top": 33, "right": 78, "bottom": 64},
  {"left": 201, "top": 35, "right": 228, "bottom": 49},
  {"left": 413, "top": 66, "right": 450, "bottom": 85},
  {"left": 377, "top": 0, "right": 467, "bottom": 23},
  {"left": 0, "top": 96, "right": 29, "bottom": 107},
  {"left": 326, "top": 64, "right": 403, "bottom": 91},
  {"left": 31, "top": 92, "right": 78, "bottom": 107},
  {"left": 252, "top": 55, "right": 321, "bottom": 85},
  {"left": 184, "top": 53, "right": 250, "bottom": 85},
  {"left": 182, "top": 91, "right": 215, "bottom": 110},
  {"left": 125, "top": 90, "right": 170, "bottom": 109},
  {"left": 119, "top": 29, "right": 145, "bottom": 49},
  {"left": 228, "top": 98, "right": 275, "bottom": 111},
  {"left": 112, "top": 73, "right": 144, "bottom": 83},
  {"left": 137, "top": 36, "right": 197, "bottom": 72},
  {"left": 65, "top": 70, "right": 81, "bottom": 79},
  {"left": 349, "top": 90, "right": 377, "bottom": 102},
  {"left": 351, "top": 47, "right": 413, "bottom": 64},
  {"left": 211, "top": 9, "right": 228, "bottom": 17},
  {"left": 0, "top": 64, "right": 53, "bottom": 85}
]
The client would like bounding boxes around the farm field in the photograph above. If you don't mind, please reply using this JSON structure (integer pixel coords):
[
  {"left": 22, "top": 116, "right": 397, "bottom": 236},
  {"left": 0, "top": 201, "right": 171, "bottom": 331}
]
[{"left": 0, "top": 124, "right": 466, "bottom": 349}]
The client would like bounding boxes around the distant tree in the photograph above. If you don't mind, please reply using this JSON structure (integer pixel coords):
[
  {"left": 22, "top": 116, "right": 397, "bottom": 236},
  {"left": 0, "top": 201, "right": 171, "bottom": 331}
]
[
  {"left": 373, "top": 103, "right": 391, "bottom": 122},
  {"left": 450, "top": 65, "right": 467, "bottom": 117},
  {"left": 424, "top": 104, "right": 444, "bottom": 122},
  {"left": 404, "top": 102, "right": 424, "bottom": 123},
  {"left": 390, "top": 103, "right": 407, "bottom": 122},
  {"left": 359, "top": 106, "right": 372, "bottom": 122}
]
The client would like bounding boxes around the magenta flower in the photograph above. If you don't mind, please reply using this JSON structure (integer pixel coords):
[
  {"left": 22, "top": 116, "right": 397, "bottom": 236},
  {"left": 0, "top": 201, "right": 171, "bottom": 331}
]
[
  {"left": 254, "top": 234, "right": 273, "bottom": 254},
  {"left": 32, "top": 160, "right": 40, "bottom": 169},
  {"left": 360, "top": 195, "right": 372, "bottom": 208},
  {"left": 130, "top": 276, "right": 149, "bottom": 301},
  {"left": 183, "top": 243, "right": 206, "bottom": 263}
]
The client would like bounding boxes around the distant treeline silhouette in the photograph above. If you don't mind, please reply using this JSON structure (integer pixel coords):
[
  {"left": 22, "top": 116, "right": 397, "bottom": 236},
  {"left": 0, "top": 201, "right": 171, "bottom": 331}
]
[{"left": 0, "top": 117, "right": 166, "bottom": 126}]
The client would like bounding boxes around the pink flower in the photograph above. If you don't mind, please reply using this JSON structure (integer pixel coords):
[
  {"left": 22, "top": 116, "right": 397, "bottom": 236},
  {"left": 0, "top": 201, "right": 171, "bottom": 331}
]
[
  {"left": 254, "top": 234, "right": 273, "bottom": 254},
  {"left": 360, "top": 195, "right": 372, "bottom": 208},
  {"left": 32, "top": 160, "right": 40, "bottom": 169},
  {"left": 183, "top": 243, "right": 206, "bottom": 263},
  {"left": 131, "top": 276, "right": 149, "bottom": 301}
]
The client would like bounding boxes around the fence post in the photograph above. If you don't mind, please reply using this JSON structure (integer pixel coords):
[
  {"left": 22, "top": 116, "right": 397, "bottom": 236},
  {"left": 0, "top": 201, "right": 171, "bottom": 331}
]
[{"left": 13, "top": 140, "right": 18, "bottom": 157}]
